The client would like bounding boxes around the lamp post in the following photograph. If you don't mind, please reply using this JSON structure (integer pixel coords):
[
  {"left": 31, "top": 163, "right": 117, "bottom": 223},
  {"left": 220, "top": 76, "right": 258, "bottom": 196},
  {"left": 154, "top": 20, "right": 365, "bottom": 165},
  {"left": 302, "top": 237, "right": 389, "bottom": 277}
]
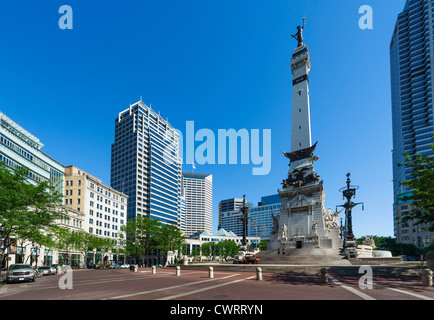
[
  {"left": 336, "top": 173, "right": 364, "bottom": 249},
  {"left": 240, "top": 195, "right": 249, "bottom": 249}
]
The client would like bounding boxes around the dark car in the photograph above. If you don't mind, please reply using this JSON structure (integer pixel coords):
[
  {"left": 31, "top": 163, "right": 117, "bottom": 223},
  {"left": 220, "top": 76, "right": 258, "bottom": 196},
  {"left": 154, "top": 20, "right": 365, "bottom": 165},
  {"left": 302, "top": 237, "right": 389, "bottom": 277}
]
[{"left": 6, "top": 264, "right": 36, "bottom": 283}]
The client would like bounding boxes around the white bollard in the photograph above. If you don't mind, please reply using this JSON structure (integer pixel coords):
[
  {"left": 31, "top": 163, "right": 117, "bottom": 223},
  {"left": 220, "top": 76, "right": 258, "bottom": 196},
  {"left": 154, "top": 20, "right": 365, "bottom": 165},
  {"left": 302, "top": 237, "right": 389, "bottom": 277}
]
[
  {"left": 152, "top": 265, "right": 156, "bottom": 274},
  {"left": 256, "top": 267, "right": 262, "bottom": 281},
  {"left": 209, "top": 266, "right": 214, "bottom": 279},
  {"left": 320, "top": 268, "right": 328, "bottom": 284},
  {"left": 422, "top": 269, "right": 433, "bottom": 287},
  {"left": 176, "top": 266, "right": 181, "bottom": 276}
]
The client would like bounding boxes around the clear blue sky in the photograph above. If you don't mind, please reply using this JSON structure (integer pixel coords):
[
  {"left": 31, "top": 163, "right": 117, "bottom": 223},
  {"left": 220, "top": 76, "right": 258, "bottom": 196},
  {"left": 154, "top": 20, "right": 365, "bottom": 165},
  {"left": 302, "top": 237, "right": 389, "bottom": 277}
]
[{"left": 0, "top": 1, "right": 406, "bottom": 237}]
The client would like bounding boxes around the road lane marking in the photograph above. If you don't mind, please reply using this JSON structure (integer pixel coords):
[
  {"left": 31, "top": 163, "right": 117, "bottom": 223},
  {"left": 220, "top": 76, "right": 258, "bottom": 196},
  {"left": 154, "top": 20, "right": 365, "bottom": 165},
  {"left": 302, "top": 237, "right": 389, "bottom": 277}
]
[
  {"left": 329, "top": 276, "right": 376, "bottom": 300},
  {"left": 158, "top": 275, "right": 256, "bottom": 300},
  {"left": 104, "top": 273, "right": 241, "bottom": 300},
  {"left": 1, "top": 275, "right": 164, "bottom": 293},
  {"left": 373, "top": 283, "right": 434, "bottom": 300}
]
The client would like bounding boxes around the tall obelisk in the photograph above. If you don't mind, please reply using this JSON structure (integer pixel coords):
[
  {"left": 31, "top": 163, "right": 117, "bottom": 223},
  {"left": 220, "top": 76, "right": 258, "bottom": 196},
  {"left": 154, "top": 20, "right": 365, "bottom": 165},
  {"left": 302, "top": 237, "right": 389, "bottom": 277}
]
[
  {"left": 290, "top": 17, "right": 312, "bottom": 153},
  {"left": 290, "top": 44, "right": 312, "bottom": 152},
  {"left": 269, "top": 18, "right": 342, "bottom": 251}
]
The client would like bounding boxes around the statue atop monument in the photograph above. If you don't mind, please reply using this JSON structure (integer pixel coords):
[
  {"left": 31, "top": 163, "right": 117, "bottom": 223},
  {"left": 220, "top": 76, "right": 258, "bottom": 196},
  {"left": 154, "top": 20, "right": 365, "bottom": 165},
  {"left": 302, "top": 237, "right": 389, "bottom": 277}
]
[{"left": 291, "top": 17, "right": 306, "bottom": 47}]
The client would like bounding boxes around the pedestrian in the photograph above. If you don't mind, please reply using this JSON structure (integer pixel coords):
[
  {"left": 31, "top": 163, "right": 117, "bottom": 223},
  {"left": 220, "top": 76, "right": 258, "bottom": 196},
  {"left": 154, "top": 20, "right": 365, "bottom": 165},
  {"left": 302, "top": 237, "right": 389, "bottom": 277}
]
[
  {"left": 283, "top": 248, "right": 286, "bottom": 255},
  {"left": 277, "top": 248, "right": 280, "bottom": 254}
]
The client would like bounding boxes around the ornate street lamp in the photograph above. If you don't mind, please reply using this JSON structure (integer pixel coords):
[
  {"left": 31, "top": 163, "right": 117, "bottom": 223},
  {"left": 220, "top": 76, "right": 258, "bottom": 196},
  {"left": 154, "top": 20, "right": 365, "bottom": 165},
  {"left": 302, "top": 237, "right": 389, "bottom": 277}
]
[
  {"left": 240, "top": 195, "right": 249, "bottom": 248},
  {"left": 336, "top": 173, "right": 364, "bottom": 248}
]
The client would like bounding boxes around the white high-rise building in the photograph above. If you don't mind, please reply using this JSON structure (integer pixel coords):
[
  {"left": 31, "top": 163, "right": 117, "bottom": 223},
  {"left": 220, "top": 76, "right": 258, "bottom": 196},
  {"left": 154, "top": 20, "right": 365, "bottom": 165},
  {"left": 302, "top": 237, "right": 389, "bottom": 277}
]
[
  {"left": 182, "top": 172, "right": 212, "bottom": 236},
  {"left": 64, "top": 165, "right": 128, "bottom": 245}
]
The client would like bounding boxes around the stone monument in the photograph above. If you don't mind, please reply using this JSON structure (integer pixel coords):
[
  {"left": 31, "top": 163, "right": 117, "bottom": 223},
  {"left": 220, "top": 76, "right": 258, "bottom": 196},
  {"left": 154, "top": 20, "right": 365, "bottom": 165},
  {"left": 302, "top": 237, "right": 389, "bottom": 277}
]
[{"left": 269, "top": 18, "right": 342, "bottom": 251}]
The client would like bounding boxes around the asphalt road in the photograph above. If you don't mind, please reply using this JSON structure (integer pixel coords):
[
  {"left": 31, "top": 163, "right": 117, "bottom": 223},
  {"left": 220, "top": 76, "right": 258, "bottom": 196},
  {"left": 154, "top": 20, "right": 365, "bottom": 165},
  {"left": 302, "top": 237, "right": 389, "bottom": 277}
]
[{"left": 0, "top": 267, "right": 432, "bottom": 302}]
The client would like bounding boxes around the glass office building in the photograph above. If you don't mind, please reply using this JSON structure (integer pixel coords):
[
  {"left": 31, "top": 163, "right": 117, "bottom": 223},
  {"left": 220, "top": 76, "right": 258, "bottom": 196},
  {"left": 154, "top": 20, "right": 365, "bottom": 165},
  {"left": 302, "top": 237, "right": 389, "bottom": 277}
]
[
  {"left": 219, "top": 194, "right": 280, "bottom": 240},
  {"left": 110, "top": 101, "right": 182, "bottom": 226},
  {"left": 390, "top": 0, "right": 434, "bottom": 246},
  {"left": 0, "top": 111, "right": 65, "bottom": 196}
]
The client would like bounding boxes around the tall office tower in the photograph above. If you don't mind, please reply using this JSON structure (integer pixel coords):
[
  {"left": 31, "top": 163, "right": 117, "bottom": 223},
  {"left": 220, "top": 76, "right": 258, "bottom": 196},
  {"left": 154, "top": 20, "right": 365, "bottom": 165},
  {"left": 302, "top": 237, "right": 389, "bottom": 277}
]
[
  {"left": 390, "top": 0, "right": 434, "bottom": 247},
  {"left": 182, "top": 172, "right": 213, "bottom": 236},
  {"left": 248, "top": 194, "right": 281, "bottom": 240},
  {"left": 179, "top": 180, "right": 186, "bottom": 234},
  {"left": 111, "top": 101, "right": 182, "bottom": 226},
  {"left": 64, "top": 166, "right": 128, "bottom": 244},
  {"left": 0, "top": 111, "right": 65, "bottom": 196},
  {"left": 218, "top": 198, "right": 244, "bottom": 229}
]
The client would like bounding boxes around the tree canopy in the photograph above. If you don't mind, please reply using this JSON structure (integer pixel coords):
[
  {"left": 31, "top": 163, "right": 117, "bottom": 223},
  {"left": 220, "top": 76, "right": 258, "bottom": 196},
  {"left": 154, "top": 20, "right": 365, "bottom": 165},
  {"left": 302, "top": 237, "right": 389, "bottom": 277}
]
[
  {"left": 0, "top": 162, "right": 65, "bottom": 266},
  {"left": 398, "top": 136, "right": 434, "bottom": 231},
  {"left": 121, "top": 215, "right": 185, "bottom": 264}
]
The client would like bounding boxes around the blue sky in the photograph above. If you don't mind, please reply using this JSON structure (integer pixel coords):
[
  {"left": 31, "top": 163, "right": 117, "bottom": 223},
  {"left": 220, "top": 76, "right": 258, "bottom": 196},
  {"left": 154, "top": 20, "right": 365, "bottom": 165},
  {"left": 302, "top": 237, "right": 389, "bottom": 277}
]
[{"left": 0, "top": 1, "right": 406, "bottom": 237}]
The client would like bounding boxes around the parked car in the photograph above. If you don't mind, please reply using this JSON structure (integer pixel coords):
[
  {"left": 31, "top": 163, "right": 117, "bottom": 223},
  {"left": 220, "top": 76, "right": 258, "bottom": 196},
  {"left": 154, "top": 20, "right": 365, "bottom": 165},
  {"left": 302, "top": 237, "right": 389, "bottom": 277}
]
[
  {"left": 6, "top": 264, "right": 36, "bottom": 283},
  {"left": 119, "top": 264, "right": 130, "bottom": 269},
  {"left": 37, "top": 266, "right": 56, "bottom": 275},
  {"left": 109, "top": 264, "right": 119, "bottom": 269}
]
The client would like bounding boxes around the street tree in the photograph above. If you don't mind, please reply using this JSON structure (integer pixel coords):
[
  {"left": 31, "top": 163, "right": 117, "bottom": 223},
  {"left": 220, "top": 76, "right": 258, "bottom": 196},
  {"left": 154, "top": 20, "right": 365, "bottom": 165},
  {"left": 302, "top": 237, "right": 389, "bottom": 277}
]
[
  {"left": 398, "top": 136, "right": 434, "bottom": 231},
  {"left": 0, "top": 162, "right": 65, "bottom": 268},
  {"left": 216, "top": 240, "right": 239, "bottom": 260},
  {"left": 121, "top": 215, "right": 161, "bottom": 265},
  {"left": 157, "top": 224, "right": 185, "bottom": 254}
]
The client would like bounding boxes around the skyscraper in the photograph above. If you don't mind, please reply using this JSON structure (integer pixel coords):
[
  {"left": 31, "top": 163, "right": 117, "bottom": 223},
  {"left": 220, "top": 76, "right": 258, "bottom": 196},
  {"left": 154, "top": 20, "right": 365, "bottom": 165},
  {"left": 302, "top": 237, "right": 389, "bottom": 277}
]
[
  {"left": 390, "top": 0, "right": 434, "bottom": 247},
  {"left": 182, "top": 172, "right": 212, "bottom": 236},
  {"left": 110, "top": 101, "right": 182, "bottom": 226}
]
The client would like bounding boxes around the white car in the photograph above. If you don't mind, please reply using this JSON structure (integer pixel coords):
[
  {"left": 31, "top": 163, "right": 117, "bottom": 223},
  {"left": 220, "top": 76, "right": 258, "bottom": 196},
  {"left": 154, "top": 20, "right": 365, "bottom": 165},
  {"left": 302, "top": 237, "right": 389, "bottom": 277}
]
[{"left": 119, "top": 264, "right": 130, "bottom": 269}]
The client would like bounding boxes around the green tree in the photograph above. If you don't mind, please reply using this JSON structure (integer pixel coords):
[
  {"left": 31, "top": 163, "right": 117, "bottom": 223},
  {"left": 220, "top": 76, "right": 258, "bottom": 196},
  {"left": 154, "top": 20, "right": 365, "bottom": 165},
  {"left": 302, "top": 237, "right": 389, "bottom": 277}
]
[
  {"left": 121, "top": 215, "right": 161, "bottom": 265},
  {"left": 62, "top": 230, "right": 103, "bottom": 268},
  {"left": 0, "top": 162, "right": 65, "bottom": 268},
  {"left": 200, "top": 242, "right": 215, "bottom": 260},
  {"left": 216, "top": 240, "right": 239, "bottom": 260},
  {"left": 398, "top": 136, "right": 434, "bottom": 231},
  {"left": 258, "top": 240, "right": 270, "bottom": 251},
  {"left": 94, "top": 236, "right": 116, "bottom": 267},
  {"left": 157, "top": 224, "right": 185, "bottom": 254}
]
